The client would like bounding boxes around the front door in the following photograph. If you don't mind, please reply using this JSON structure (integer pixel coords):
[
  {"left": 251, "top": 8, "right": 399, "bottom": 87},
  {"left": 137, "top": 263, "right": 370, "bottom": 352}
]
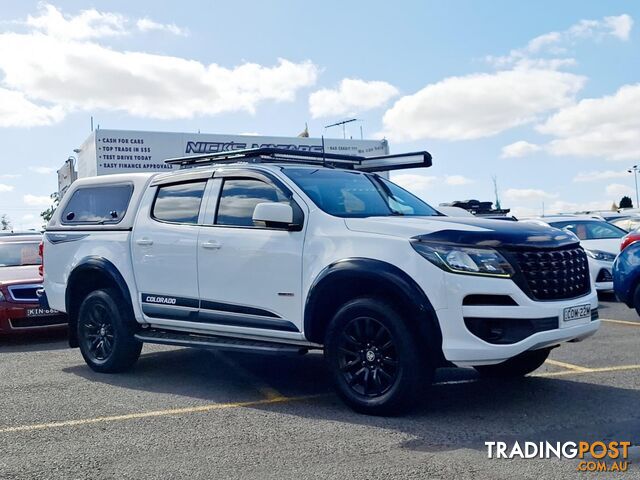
[{"left": 197, "top": 172, "right": 306, "bottom": 338}]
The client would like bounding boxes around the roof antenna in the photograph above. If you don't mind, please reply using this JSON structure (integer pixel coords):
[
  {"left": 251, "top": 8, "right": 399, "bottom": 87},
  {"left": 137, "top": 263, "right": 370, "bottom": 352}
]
[{"left": 321, "top": 134, "right": 326, "bottom": 167}]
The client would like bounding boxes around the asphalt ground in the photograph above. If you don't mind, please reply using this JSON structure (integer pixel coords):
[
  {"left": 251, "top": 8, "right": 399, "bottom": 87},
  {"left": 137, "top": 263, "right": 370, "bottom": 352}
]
[{"left": 1, "top": 292, "right": 639, "bottom": 480}]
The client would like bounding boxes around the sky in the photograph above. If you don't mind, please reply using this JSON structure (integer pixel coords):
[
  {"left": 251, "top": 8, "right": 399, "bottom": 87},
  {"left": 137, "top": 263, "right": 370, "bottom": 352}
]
[{"left": 0, "top": 0, "right": 638, "bottom": 229}]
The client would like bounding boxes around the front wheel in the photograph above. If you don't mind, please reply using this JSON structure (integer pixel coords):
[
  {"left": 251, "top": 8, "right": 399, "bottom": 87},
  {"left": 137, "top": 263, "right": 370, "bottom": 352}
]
[
  {"left": 473, "top": 348, "right": 551, "bottom": 378},
  {"left": 77, "top": 288, "right": 142, "bottom": 373},
  {"left": 324, "top": 297, "right": 433, "bottom": 416}
]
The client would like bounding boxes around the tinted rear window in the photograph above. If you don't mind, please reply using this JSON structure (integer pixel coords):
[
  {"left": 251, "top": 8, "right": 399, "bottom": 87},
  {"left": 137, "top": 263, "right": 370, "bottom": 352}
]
[
  {"left": 62, "top": 184, "right": 133, "bottom": 224},
  {"left": 152, "top": 181, "right": 206, "bottom": 224}
]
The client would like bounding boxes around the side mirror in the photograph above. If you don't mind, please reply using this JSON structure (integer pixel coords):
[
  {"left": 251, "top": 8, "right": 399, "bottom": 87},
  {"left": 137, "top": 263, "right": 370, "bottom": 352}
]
[{"left": 253, "top": 202, "right": 298, "bottom": 230}]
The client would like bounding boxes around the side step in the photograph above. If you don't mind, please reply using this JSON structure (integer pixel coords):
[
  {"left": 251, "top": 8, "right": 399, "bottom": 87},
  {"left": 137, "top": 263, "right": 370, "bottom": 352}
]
[{"left": 135, "top": 329, "right": 308, "bottom": 355}]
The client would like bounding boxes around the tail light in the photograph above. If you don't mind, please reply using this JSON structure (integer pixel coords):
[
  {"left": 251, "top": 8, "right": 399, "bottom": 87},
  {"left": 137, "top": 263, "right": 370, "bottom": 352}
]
[
  {"left": 38, "top": 241, "right": 44, "bottom": 277},
  {"left": 620, "top": 233, "right": 640, "bottom": 251}
]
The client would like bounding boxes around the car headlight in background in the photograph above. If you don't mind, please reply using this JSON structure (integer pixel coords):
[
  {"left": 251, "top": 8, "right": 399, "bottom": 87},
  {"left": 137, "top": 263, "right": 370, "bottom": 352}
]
[
  {"left": 410, "top": 240, "right": 514, "bottom": 277},
  {"left": 585, "top": 249, "right": 616, "bottom": 262}
]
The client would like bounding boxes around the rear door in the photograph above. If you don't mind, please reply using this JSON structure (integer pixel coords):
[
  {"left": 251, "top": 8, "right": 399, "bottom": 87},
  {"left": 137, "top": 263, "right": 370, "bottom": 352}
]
[
  {"left": 196, "top": 169, "right": 307, "bottom": 338},
  {"left": 131, "top": 179, "right": 208, "bottom": 323}
]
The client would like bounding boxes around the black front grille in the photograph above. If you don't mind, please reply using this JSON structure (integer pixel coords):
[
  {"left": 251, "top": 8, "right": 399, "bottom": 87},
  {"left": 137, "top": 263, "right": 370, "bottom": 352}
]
[{"left": 509, "top": 246, "right": 590, "bottom": 301}]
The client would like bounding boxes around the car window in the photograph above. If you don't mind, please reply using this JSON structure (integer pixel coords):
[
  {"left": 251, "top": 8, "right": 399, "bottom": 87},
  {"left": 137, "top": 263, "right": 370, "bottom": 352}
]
[
  {"left": 0, "top": 242, "right": 41, "bottom": 267},
  {"left": 611, "top": 218, "right": 640, "bottom": 232},
  {"left": 282, "top": 168, "right": 439, "bottom": 218},
  {"left": 549, "top": 220, "right": 626, "bottom": 240},
  {"left": 215, "top": 178, "right": 289, "bottom": 227},
  {"left": 62, "top": 184, "right": 133, "bottom": 224},
  {"left": 152, "top": 181, "right": 207, "bottom": 224}
]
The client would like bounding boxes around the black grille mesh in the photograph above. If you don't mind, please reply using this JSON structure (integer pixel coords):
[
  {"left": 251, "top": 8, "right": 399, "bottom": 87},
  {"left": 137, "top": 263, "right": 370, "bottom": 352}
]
[{"left": 511, "top": 246, "right": 590, "bottom": 301}]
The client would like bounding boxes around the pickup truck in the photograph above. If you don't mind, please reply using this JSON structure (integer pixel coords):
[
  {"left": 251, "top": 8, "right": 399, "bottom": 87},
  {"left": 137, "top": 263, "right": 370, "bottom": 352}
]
[{"left": 41, "top": 148, "right": 599, "bottom": 415}]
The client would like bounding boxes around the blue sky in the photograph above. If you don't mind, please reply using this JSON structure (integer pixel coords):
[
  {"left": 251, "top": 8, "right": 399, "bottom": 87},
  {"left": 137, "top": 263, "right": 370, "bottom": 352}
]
[{"left": 0, "top": 1, "right": 638, "bottom": 228}]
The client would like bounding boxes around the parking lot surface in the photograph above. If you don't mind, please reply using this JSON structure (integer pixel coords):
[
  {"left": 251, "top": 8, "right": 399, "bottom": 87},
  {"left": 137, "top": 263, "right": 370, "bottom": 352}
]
[{"left": 1, "top": 292, "right": 639, "bottom": 480}]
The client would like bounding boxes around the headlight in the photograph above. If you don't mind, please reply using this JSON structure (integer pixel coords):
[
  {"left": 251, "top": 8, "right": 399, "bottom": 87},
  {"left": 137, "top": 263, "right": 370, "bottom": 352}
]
[
  {"left": 410, "top": 240, "right": 515, "bottom": 277},
  {"left": 585, "top": 249, "right": 616, "bottom": 262}
]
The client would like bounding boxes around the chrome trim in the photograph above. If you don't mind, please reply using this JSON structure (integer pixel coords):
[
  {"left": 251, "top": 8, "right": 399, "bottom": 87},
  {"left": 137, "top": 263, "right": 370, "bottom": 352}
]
[{"left": 7, "top": 283, "right": 42, "bottom": 302}]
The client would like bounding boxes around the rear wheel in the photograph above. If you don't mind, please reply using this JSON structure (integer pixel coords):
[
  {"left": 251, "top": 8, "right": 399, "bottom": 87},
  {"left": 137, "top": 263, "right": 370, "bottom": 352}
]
[
  {"left": 324, "top": 297, "right": 433, "bottom": 416},
  {"left": 474, "top": 347, "right": 551, "bottom": 378},
  {"left": 77, "top": 288, "right": 142, "bottom": 373}
]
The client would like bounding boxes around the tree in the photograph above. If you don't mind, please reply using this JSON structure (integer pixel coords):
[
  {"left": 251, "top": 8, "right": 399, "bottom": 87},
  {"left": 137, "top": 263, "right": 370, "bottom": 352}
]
[
  {"left": 40, "top": 192, "right": 60, "bottom": 225},
  {"left": 620, "top": 196, "right": 633, "bottom": 209},
  {"left": 0, "top": 214, "right": 12, "bottom": 231}
]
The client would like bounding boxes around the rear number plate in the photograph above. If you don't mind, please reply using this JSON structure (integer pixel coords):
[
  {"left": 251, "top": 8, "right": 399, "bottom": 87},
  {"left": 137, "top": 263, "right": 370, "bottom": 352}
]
[
  {"left": 26, "top": 308, "right": 57, "bottom": 317},
  {"left": 563, "top": 304, "right": 591, "bottom": 322}
]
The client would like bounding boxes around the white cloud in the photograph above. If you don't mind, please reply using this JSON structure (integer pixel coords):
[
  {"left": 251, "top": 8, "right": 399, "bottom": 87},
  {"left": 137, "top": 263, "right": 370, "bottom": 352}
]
[
  {"left": 570, "top": 14, "right": 633, "bottom": 41},
  {"left": 488, "top": 14, "right": 633, "bottom": 69},
  {"left": 604, "top": 14, "right": 634, "bottom": 40},
  {"left": 25, "top": 3, "right": 128, "bottom": 40},
  {"left": 136, "top": 18, "right": 188, "bottom": 36},
  {"left": 605, "top": 183, "right": 635, "bottom": 199},
  {"left": 0, "top": 184, "right": 14, "bottom": 192},
  {"left": 537, "top": 83, "right": 640, "bottom": 161},
  {"left": 504, "top": 188, "right": 559, "bottom": 201},
  {"left": 0, "top": 5, "right": 317, "bottom": 125},
  {"left": 28, "top": 166, "right": 56, "bottom": 174},
  {"left": 501, "top": 141, "right": 541, "bottom": 158},
  {"left": 309, "top": 78, "right": 398, "bottom": 118},
  {"left": 0, "top": 174, "right": 21, "bottom": 179},
  {"left": 22, "top": 214, "right": 35, "bottom": 221},
  {"left": 381, "top": 69, "right": 584, "bottom": 141},
  {"left": 0, "top": 87, "right": 64, "bottom": 127},
  {"left": 23, "top": 194, "right": 53, "bottom": 207},
  {"left": 444, "top": 175, "right": 473, "bottom": 186},
  {"left": 573, "top": 170, "right": 629, "bottom": 182}
]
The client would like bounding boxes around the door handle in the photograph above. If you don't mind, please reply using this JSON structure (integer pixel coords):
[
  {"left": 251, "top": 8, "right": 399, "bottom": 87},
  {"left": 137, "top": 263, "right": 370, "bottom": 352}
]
[
  {"left": 201, "top": 240, "right": 222, "bottom": 250},
  {"left": 135, "top": 237, "right": 154, "bottom": 246}
]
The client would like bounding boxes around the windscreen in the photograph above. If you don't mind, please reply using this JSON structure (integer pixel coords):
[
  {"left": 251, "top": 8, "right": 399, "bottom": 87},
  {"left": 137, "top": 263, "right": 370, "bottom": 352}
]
[
  {"left": 0, "top": 242, "right": 41, "bottom": 267},
  {"left": 282, "top": 168, "right": 439, "bottom": 218},
  {"left": 549, "top": 220, "right": 626, "bottom": 240}
]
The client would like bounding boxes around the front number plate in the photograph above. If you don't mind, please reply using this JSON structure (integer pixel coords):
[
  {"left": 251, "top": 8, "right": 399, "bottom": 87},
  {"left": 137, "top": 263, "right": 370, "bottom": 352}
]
[{"left": 563, "top": 304, "right": 591, "bottom": 323}]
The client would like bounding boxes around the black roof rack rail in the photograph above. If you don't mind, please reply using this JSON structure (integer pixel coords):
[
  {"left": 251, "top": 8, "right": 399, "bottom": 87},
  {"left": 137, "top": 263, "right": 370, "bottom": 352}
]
[{"left": 164, "top": 147, "right": 432, "bottom": 173}]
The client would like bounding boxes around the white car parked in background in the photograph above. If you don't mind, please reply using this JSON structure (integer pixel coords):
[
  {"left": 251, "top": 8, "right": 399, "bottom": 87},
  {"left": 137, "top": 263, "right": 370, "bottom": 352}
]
[{"left": 524, "top": 216, "right": 625, "bottom": 292}]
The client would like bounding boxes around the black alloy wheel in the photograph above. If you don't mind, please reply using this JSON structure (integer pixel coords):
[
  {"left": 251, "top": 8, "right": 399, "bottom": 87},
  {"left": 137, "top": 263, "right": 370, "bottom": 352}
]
[
  {"left": 81, "top": 302, "right": 115, "bottom": 362},
  {"left": 77, "top": 288, "right": 142, "bottom": 373},
  {"left": 325, "top": 297, "right": 434, "bottom": 415},
  {"left": 338, "top": 316, "right": 399, "bottom": 397}
]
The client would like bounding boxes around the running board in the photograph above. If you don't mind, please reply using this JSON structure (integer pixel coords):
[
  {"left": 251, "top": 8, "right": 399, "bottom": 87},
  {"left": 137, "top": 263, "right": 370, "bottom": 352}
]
[{"left": 135, "top": 329, "right": 308, "bottom": 355}]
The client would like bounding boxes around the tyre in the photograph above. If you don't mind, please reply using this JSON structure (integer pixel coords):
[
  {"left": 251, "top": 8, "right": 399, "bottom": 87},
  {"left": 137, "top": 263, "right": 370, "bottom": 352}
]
[
  {"left": 77, "top": 288, "right": 142, "bottom": 373},
  {"left": 473, "top": 347, "right": 551, "bottom": 378},
  {"left": 632, "top": 282, "right": 640, "bottom": 317},
  {"left": 324, "top": 297, "right": 434, "bottom": 416}
]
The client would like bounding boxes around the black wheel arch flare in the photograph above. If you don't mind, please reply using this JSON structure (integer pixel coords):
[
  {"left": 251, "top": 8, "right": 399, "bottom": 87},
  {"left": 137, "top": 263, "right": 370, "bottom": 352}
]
[
  {"left": 304, "top": 258, "right": 445, "bottom": 364},
  {"left": 65, "top": 256, "right": 134, "bottom": 347}
]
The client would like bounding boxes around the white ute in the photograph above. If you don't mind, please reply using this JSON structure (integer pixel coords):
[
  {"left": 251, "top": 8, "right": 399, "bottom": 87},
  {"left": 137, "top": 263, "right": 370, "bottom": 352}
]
[{"left": 41, "top": 148, "right": 600, "bottom": 415}]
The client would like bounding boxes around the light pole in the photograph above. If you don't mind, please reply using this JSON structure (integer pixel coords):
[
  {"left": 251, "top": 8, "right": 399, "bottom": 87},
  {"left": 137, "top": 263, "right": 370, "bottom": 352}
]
[{"left": 628, "top": 165, "right": 639, "bottom": 208}]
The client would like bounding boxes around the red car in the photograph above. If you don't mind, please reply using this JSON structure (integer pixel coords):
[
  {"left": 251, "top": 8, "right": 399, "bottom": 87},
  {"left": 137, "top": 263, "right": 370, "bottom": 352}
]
[{"left": 0, "top": 233, "right": 66, "bottom": 335}]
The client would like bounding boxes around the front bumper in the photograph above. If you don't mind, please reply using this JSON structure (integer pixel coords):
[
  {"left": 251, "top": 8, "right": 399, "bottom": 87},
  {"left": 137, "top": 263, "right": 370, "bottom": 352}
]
[
  {"left": 589, "top": 258, "right": 614, "bottom": 292},
  {"left": 433, "top": 273, "right": 599, "bottom": 367},
  {"left": 0, "top": 289, "right": 66, "bottom": 334}
]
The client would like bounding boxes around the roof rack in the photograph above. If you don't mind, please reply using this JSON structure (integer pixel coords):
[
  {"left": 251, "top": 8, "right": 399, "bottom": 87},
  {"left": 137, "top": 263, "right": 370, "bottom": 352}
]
[{"left": 164, "top": 147, "right": 432, "bottom": 173}]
